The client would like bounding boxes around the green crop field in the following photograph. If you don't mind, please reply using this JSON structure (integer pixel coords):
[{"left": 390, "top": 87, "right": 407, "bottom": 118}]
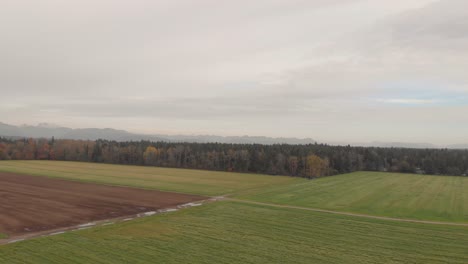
[
  {"left": 1, "top": 161, "right": 467, "bottom": 222},
  {"left": 1, "top": 201, "right": 467, "bottom": 264},
  {"left": 236, "top": 171, "right": 468, "bottom": 222},
  {"left": 1, "top": 161, "right": 467, "bottom": 263},
  {"left": 0, "top": 160, "right": 298, "bottom": 196}
]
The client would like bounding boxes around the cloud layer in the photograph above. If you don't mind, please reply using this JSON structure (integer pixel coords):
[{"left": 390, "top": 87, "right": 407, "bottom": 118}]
[{"left": 1, "top": 0, "right": 467, "bottom": 144}]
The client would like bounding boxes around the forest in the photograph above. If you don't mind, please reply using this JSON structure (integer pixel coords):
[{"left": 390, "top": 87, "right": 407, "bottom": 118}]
[{"left": 1, "top": 137, "right": 467, "bottom": 178}]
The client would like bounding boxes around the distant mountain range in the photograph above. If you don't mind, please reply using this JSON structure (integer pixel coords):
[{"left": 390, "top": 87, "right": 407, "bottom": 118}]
[
  {"left": 1, "top": 122, "right": 466, "bottom": 148},
  {"left": 0, "top": 122, "right": 163, "bottom": 142},
  {"left": 0, "top": 122, "right": 316, "bottom": 145}
]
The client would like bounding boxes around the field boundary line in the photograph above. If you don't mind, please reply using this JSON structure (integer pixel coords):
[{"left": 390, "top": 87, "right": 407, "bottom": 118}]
[{"left": 226, "top": 198, "right": 468, "bottom": 227}]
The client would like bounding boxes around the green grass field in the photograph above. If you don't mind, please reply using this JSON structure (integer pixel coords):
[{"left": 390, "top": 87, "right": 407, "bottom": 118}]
[
  {"left": 1, "top": 161, "right": 467, "bottom": 263},
  {"left": 1, "top": 201, "right": 467, "bottom": 264},
  {"left": 1, "top": 161, "right": 467, "bottom": 222},
  {"left": 236, "top": 171, "right": 468, "bottom": 222},
  {"left": 0, "top": 160, "right": 298, "bottom": 196}
]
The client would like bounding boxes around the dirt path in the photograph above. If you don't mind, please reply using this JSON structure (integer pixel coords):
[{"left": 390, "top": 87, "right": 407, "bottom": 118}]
[{"left": 227, "top": 198, "right": 468, "bottom": 227}]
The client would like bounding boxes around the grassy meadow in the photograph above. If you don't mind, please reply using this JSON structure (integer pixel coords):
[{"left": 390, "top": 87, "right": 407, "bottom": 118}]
[
  {"left": 1, "top": 161, "right": 467, "bottom": 263},
  {"left": 0, "top": 160, "right": 298, "bottom": 196},
  {"left": 236, "top": 171, "right": 468, "bottom": 222},
  {"left": 1, "top": 161, "right": 467, "bottom": 222},
  {"left": 1, "top": 201, "right": 467, "bottom": 264}
]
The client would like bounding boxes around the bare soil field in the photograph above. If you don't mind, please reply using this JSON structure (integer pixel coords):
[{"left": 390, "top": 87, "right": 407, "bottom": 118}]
[{"left": 0, "top": 172, "right": 206, "bottom": 238}]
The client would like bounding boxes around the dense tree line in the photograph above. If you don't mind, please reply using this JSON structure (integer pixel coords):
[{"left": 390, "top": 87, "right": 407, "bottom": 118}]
[{"left": 1, "top": 137, "right": 467, "bottom": 178}]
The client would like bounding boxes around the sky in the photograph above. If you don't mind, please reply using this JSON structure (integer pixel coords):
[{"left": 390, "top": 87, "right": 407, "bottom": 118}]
[{"left": 1, "top": 0, "right": 468, "bottom": 144}]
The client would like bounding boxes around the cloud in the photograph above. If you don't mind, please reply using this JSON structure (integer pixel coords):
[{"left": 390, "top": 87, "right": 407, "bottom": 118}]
[
  {"left": 1, "top": 0, "right": 467, "bottom": 144},
  {"left": 390, "top": 0, "right": 468, "bottom": 46},
  {"left": 375, "top": 99, "right": 436, "bottom": 105}
]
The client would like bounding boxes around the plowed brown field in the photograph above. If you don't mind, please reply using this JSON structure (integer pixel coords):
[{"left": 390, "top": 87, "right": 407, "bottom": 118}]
[{"left": 0, "top": 172, "right": 206, "bottom": 237}]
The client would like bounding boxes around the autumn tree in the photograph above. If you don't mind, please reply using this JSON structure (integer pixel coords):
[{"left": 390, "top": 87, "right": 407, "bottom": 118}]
[
  {"left": 0, "top": 143, "right": 10, "bottom": 160},
  {"left": 36, "top": 142, "right": 51, "bottom": 160},
  {"left": 304, "top": 154, "right": 329, "bottom": 179},
  {"left": 288, "top": 156, "right": 299, "bottom": 176},
  {"left": 143, "top": 146, "right": 159, "bottom": 165}
]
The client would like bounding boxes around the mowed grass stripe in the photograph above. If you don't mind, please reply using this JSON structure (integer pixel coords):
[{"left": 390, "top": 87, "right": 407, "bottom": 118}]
[
  {"left": 0, "top": 160, "right": 298, "bottom": 196},
  {"left": 1, "top": 201, "right": 467, "bottom": 264},
  {"left": 226, "top": 198, "right": 468, "bottom": 226},
  {"left": 236, "top": 171, "right": 468, "bottom": 222}
]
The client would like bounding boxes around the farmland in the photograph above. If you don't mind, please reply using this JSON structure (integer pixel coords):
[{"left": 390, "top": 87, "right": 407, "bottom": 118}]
[
  {"left": 0, "top": 160, "right": 298, "bottom": 196},
  {"left": 1, "top": 161, "right": 466, "bottom": 222},
  {"left": 236, "top": 171, "right": 468, "bottom": 222},
  {"left": 0, "top": 201, "right": 467, "bottom": 264},
  {"left": 0, "top": 161, "right": 467, "bottom": 263},
  {"left": 0, "top": 172, "right": 204, "bottom": 238}
]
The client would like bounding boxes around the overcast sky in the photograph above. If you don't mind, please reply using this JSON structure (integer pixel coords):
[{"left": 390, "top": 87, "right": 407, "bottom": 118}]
[{"left": 1, "top": 0, "right": 467, "bottom": 144}]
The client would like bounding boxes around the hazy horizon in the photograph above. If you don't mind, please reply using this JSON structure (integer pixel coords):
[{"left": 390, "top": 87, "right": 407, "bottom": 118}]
[
  {"left": 2, "top": 0, "right": 468, "bottom": 145},
  {"left": 2, "top": 120, "right": 467, "bottom": 148}
]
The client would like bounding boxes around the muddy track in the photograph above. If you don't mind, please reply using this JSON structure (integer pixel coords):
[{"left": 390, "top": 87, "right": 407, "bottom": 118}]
[{"left": 226, "top": 198, "right": 468, "bottom": 227}]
